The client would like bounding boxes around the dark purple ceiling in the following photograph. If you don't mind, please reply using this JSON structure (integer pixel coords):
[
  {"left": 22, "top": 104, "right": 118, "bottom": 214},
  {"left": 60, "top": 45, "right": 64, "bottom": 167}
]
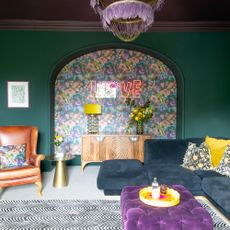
[{"left": 1, "top": 0, "right": 230, "bottom": 22}]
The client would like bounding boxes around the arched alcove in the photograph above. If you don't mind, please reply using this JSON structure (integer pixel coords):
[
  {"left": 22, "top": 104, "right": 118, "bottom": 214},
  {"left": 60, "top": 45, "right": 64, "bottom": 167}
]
[{"left": 50, "top": 44, "right": 184, "bottom": 156}]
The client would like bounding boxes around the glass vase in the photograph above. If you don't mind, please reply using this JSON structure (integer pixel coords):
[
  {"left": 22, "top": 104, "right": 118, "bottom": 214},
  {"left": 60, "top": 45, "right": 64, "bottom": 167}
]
[
  {"left": 136, "top": 122, "right": 144, "bottom": 135},
  {"left": 55, "top": 146, "right": 64, "bottom": 159}
]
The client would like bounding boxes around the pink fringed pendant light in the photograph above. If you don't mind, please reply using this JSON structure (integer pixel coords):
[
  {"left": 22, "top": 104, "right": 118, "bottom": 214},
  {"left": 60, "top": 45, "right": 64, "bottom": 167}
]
[{"left": 90, "top": 0, "right": 164, "bottom": 42}]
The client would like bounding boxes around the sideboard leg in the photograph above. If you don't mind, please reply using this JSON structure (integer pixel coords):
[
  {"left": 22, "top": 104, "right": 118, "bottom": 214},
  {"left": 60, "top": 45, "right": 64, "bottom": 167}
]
[{"left": 81, "top": 161, "right": 87, "bottom": 172}]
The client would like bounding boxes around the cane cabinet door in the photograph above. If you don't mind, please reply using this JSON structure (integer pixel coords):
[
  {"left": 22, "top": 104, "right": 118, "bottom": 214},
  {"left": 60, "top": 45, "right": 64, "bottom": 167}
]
[{"left": 81, "top": 134, "right": 151, "bottom": 170}]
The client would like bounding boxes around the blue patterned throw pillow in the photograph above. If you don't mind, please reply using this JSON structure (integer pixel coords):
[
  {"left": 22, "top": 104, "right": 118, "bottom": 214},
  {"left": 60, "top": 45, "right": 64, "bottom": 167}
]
[
  {"left": 213, "top": 145, "right": 230, "bottom": 177},
  {"left": 182, "top": 142, "right": 212, "bottom": 170},
  {"left": 0, "top": 144, "right": 27, "bottom": 169}
]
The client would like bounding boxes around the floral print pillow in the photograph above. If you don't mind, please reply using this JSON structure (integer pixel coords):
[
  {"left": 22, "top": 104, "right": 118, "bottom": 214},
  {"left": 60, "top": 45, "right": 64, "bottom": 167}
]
[
  {"left": 182, "top": 142, "right": 212, "bottom": 170},
  {"left": 0, "top": 144, "right": 27, "bottom": 169},
  {"left": 213, "top": 145, "right": 230, "bottom": 177}
]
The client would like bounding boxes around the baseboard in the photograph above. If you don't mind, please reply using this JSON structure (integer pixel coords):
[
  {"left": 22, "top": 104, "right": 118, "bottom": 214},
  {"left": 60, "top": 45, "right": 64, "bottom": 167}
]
[
  {"left": 41, "top": 155, "right": 102, "bottom": 172},
  {"left": 41, "top": 160, "right": 53, "bottom": 172}
]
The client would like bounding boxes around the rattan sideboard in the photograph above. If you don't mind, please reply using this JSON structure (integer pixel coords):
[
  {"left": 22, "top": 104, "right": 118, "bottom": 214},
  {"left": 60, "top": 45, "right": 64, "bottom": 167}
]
[{"left": 81, "top": 134, "right": 151, "bottom": 170}]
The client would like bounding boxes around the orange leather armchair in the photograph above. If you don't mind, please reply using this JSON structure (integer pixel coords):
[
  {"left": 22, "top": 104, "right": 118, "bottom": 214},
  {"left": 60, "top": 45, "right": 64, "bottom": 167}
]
[{"left": 0, "top": 126, "right": 45, "bottom": 196}]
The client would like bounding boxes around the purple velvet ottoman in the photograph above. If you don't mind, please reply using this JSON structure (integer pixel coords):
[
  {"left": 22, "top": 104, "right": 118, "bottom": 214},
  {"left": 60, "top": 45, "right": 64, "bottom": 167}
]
[{"left": 121, "top": 185, "right": 213, "bottom": 230}]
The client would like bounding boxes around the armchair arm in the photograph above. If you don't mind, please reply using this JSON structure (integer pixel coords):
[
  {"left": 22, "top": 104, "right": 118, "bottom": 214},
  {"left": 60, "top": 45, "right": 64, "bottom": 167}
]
[{"left": 30, "top": 154, "right": 45, "bottom": 167}]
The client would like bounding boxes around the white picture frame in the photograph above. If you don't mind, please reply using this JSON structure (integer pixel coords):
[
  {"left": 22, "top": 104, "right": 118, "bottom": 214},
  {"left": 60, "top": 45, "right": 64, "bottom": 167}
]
[{"left": 7, "top": 81, "right": 29, "bottom": 108}]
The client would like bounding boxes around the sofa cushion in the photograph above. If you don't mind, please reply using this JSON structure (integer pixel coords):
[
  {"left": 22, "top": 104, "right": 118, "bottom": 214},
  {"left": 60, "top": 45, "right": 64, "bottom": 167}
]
[
  {"left": 182, "top": 142, "right": 212, "bottom": 171},
  {"left": 213, "top": 145, "right": 230, "bottom": 177},
  {"left": 205, "top": 136, "right": 230, "bottom": 167},
  {"left": 194, "top": 170, "right": 224, "bottom": 179},
  {"left": 97, "top": 159, "right": 149, "bottom": 191},
  {"left": 144, "top": 139, "right": 189, "bottom": 165},
  {"left": 202, "top": 177, "right": 230, "bottom": 218},
  {"left": 146, "top": 164, "right": 202, "bottom": 195},
  {"left": 186, "top": 138, "right": 204, "bottom": 145}
]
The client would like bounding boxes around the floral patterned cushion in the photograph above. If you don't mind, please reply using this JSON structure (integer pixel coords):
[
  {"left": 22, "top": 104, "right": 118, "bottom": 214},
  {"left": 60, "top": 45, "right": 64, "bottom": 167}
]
[
  {"left": 0, "top": 144, "right": 27, "bottom": 169},
  {"left": 213, "top": 145, "right": 230, "bottom": 177},
  {"left": 182, "top": 142, "right": 212, "bottom": 170}
]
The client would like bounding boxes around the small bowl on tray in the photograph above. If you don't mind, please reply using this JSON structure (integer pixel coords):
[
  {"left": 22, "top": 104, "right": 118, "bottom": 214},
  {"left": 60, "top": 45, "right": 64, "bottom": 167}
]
[{"left": 139, "top": 186, "right": 180, "bottom": 207}]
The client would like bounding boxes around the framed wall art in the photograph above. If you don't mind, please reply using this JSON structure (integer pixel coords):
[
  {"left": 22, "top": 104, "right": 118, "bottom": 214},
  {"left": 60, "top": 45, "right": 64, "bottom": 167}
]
[{"left": 7, "top": 81, "right": 29, "bottom": 108}]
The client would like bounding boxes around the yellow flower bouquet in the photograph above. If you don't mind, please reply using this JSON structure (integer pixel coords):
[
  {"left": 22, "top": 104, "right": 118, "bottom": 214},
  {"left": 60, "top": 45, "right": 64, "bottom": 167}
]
[
  {"left": 126, "top": 98, "right": 153, "bottom": 134},
  {"left": 54, "top": 133, "right": 64, "bottom": 147},
  {"left": 54, "top": 132, "right": 65, "bottom": 158}
]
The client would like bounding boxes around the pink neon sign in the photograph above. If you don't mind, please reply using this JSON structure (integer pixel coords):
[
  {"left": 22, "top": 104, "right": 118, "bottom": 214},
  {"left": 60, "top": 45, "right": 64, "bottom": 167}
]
[{"left": 90, "top": 80, "right": 142, "bottom": 98}]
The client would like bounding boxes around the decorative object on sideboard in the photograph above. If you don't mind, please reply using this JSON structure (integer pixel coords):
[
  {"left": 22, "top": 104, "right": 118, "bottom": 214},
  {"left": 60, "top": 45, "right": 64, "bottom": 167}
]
[
  {"left": 95, "top": 135, "right": 105, "bottom": 142},
  {"left": 90, "top": 0, "right": 165, "bottom": 42},
  {"left": 129, "top": 136, "right": 139, "bottom": 142},
  {"left": 84, "top": 104, "right": 102, "bottom": 134},
  {"left": 126, "top": 97, "right": 153, "bottom": 134},
  {"left": 136, "top": 121, "right": 144, "bottom": 135}
]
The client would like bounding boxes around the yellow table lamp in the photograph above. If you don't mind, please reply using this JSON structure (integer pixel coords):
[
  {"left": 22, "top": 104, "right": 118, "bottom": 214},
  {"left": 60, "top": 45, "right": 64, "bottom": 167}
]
[{"left": 84, "top": 104, "right": 101, "bottom": 134}]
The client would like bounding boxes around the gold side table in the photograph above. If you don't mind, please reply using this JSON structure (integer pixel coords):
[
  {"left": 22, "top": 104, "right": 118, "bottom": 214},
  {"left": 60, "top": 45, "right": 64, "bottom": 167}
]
[{"left": 48, "top": 154, "right": 76, "bottom": 188}]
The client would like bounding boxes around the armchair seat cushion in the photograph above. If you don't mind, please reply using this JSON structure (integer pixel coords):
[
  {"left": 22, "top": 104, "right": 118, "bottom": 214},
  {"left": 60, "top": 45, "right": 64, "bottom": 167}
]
[{"left": 0, "top": 165, "right": 40, "bottom": 180}]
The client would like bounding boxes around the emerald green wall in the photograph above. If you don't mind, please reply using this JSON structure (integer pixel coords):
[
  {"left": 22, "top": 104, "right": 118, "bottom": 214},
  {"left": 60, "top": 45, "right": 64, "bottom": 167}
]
[{"left": 0, "top": 31, "right": 230, "bottom": 170}]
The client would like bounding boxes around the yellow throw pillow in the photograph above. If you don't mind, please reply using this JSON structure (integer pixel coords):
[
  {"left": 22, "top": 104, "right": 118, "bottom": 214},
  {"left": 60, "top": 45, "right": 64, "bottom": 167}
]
[{"left": 205, "top": 136, "right": 230, "bottom": 167}]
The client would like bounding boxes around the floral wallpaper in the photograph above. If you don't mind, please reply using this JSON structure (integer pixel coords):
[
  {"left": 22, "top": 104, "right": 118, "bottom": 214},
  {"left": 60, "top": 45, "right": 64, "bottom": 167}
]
[{"left": 55, "top": 49, "right": 177, "bottom": 155}]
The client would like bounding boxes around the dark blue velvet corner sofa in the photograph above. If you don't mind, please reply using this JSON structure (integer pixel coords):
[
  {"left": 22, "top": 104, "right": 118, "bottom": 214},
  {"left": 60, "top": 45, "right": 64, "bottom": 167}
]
[{"left": 97, "top": 138, "right": 230, "bottom": 219}]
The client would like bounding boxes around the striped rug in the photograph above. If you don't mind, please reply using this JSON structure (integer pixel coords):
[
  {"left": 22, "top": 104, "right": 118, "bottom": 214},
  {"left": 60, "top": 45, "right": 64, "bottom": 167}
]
[{"left": 0, "top": 198, "right": 229, "bottom": 229}]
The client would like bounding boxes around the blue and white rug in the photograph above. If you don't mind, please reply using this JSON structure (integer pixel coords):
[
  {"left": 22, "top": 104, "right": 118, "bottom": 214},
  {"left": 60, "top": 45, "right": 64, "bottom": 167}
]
[{"left": 0, "top": 198, "right": 229, "bottom": 229}]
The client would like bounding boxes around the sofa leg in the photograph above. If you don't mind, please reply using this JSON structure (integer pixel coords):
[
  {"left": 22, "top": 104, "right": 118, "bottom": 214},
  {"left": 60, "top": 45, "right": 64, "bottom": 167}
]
[{"left": 35, "top": 181, "right": 42, "bottom": 196}]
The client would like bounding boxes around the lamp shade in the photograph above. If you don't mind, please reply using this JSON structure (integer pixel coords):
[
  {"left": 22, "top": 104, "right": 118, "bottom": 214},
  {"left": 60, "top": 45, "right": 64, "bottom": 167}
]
[
  {"left": 90, "top": 0, "right": 164, "bottom": 42},
  {"left": 84, "top": 104, "right": 102, "bottom": 114}
]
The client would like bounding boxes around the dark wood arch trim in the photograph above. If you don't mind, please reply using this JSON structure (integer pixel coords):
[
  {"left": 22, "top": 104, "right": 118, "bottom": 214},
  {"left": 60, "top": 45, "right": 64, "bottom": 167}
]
[{"left": 50, "top": 43, "right": 184, "bottom": 154}]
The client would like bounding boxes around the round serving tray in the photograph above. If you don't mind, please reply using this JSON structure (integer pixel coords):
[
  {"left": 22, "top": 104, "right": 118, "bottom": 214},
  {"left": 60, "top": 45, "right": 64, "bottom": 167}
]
[{"left": 139, "top": 186, "right": 180, "bottom": 207}]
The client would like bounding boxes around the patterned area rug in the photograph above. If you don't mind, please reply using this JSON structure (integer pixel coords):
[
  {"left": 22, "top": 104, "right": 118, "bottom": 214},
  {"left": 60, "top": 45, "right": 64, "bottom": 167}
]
[{"left": 0, "top": 198, "right": 229, "bottom": 230}]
